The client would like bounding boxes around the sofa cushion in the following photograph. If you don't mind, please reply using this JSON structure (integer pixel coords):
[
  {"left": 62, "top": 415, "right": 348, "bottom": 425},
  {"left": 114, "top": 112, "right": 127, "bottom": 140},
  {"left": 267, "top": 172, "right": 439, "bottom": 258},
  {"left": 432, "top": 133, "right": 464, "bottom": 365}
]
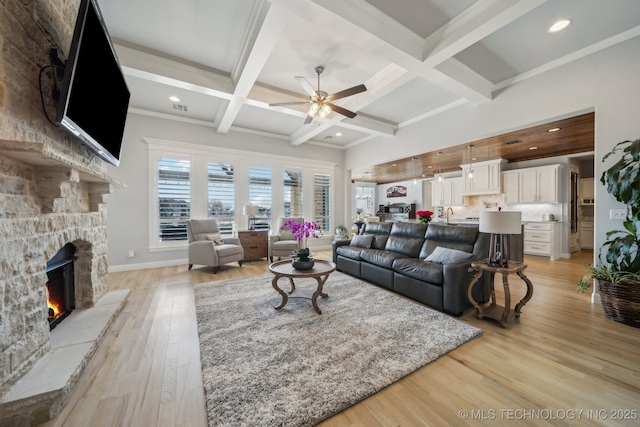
[
  {"left": 419, "top": 223, "right": 478, "bottom": 258},
  {"left": 205, "top": 233, "right": 224, "bottom": 245},
  {"left": 425, "top": 246, "right": 473, "bottom": 264},
  {"left": 361, "top": 222, "right": 393, "bottom": 249},
  {"left": 385, "top": 222, "right": 428, "bottom": 257},
  {"left": 336, "top": 245, "right": 364, "bottom": 260},
  {"left": 350, "top": 234, "right": 374, "bottom": 248},
  {"left": 392, "top": 258, "right": 443, "bottom": 285},
  {"left": 360, "top": 248, "right": 409, "bottom": 269}
]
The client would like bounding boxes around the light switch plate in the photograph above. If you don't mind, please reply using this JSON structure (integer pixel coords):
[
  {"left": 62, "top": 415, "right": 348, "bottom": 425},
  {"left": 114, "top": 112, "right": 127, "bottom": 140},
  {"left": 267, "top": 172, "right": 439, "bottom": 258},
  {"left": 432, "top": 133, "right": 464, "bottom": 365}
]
[{"left": 610, "top": 209, "right": 626, "bottom": 220}]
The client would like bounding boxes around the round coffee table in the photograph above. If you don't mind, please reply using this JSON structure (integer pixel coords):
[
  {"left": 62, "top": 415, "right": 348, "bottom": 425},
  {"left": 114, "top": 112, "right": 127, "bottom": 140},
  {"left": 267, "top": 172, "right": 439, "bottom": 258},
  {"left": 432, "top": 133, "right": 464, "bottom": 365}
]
[{"left": 268, "top": 259, "right": 337, "bottom": 314}]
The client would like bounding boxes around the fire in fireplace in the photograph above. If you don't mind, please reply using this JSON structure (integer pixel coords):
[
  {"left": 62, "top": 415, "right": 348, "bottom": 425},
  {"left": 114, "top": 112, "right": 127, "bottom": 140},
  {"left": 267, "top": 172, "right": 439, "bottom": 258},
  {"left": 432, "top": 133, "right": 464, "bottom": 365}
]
[{"left": 46, "top": 243, "right": 76, "bottom": 329}]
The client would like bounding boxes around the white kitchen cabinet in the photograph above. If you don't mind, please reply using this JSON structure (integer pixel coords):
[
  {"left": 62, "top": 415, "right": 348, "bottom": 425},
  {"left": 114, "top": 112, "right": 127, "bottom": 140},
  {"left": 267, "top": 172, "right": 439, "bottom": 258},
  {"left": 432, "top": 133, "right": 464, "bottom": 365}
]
[
  {"left": 579, "top": 221, "right": 594, "bottom": 249},
  {"left": 523, "top": 222, "right": 561, "bottom": 260},
  {"left": 580, "top": 178, "right": 595, "bottom": 204},
  {"left": 432, "top": 176, "right": 464, "bottom": 206},
  {"left": 503, "top": 164, "right": 561, "bottom": 204},
  {"left": 461, "top": 159, "right": 506, "bottom": 195},
  {"left": 502, "top": 170, "right": 519, "bottom": 204}
]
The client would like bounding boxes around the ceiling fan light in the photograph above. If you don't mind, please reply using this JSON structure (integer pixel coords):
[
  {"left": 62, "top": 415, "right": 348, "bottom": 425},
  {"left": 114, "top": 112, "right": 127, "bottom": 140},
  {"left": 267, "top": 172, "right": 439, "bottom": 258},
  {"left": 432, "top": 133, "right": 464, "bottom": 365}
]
[
  {"left": 321, "top": 104, "right": 331, "bottom": 117},
  {"left": 309, "top": 103, "right": 319, "bottom": 114}
]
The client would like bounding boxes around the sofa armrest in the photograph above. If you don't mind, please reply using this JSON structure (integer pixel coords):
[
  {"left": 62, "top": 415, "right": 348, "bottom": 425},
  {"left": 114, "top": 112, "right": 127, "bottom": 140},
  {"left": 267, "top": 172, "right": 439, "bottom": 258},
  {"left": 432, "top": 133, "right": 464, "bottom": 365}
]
[
  {"left": 223, "top": 237, "right": 241, "bottom": 245},
  {"left": 441, "top": 259, "right": 483, "bottom": 316},
  {"left": 332, "top": 239, "right": 351, "bottom": 263},
  {"left": 189, "top": 240, "right": 218, "bottom": 266}
]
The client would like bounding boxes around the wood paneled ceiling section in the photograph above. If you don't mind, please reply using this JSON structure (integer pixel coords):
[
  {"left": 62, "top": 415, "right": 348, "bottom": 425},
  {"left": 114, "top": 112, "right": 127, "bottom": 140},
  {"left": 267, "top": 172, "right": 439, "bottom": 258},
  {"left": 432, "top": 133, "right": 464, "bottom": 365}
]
[{"left": 352, "top": 112, "right": 594, "bottom": 184}]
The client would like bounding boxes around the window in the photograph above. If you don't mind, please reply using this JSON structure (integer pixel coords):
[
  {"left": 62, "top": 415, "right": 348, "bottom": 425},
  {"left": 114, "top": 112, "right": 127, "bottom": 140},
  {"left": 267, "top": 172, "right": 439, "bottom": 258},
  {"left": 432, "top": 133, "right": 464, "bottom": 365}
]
[
  {"left": 313, "top": 173, "right": 331, "bottom": 232},
  {"left": 147, "top": 138, "right": 335, "bottom": 249},
  {"left": 249, "top": 166, "right": 272, "bottom": 230},
  {"left": 284, "top": 169, "right": 303, "bottom": 217},
  {"left": 208, "top": 162, "right": 235, "bottom": 235},
  {"left": 158, "top": 158, "right": 191, "bottom": 241}
]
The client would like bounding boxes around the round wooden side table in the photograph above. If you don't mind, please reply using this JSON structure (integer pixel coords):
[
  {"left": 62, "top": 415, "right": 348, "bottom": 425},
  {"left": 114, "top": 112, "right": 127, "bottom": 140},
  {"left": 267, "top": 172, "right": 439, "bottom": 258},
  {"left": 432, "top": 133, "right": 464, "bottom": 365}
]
[{"left": 467, "top": 259, "right": 534, "bottom": 328}]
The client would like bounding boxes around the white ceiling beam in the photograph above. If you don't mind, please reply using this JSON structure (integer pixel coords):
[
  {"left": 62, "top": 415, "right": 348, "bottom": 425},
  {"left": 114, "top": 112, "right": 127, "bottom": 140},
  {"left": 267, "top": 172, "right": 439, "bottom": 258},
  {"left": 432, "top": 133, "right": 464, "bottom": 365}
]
[
  {"left": 216, "top": 1, "right": 290, "bottom": 133},
  {"left": 421, "top": 0, "right": 549, "bottom": 66},
  {"left": 115, "top": 44, "right": 233, "bottom": 98}
]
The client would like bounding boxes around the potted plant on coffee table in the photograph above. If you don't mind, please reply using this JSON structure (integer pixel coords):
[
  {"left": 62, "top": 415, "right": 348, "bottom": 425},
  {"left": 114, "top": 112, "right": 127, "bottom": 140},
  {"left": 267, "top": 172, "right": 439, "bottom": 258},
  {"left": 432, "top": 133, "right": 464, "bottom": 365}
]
[
  {"left": 280, "top": 219, "right": 322, "bottom": 270},
  {"left": 579, "top": 137, "right": 640, "bottom": 328}
]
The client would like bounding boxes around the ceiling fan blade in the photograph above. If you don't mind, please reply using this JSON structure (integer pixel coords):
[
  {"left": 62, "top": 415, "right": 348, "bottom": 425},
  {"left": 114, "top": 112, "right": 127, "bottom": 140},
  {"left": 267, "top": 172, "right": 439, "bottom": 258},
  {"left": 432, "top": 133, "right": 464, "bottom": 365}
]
[
  {"left": 327, "top": 84, "right": 367, "bottom": 101},
  {"left": 328, "top": 103, "right": 357, "bottom": 119},
  {"left": 269, "top": 101, "right": 309, "bottom": 107},
  {"left": 295, "top": 76, "right": 318, "bottom": 97}
]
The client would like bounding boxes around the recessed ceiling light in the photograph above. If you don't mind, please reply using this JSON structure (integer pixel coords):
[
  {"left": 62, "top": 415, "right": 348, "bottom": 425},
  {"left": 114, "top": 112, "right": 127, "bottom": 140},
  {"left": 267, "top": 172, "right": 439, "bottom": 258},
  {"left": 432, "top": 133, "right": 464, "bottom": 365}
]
[
  {"left": 529, "top": 146, "right": 538, "bottom": 150},
  {"left": 547, "top": 127, "right": 561, "bottom": 132},
  {"left": 336, "top": 132, "right": 342, "bottom": 136},
  {"left": 427, "top": 165, "right": 433, "bottom": 169},
  {"left": 169, "top": 96, "right": 180, "bottom": 102},
  {"left": 548, "top": 19, "right": 571, "bottom": 33},
  {"left": 392, "top": 163, "right": 397, "bottom": 166}
]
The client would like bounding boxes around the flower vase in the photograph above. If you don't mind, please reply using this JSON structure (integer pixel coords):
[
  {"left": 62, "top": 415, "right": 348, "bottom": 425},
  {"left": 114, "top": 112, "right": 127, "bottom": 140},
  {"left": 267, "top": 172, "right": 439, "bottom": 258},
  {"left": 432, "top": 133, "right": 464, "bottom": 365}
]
[{"left": 292, "top": 260, "right": 314, "bottom": 270}]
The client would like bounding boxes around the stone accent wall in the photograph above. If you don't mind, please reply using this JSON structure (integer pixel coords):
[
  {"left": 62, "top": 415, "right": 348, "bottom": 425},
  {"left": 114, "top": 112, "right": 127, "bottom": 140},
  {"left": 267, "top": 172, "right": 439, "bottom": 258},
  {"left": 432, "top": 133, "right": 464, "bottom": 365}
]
[{"left": 0, "top": 0, "right": 116, "bottom": 398}]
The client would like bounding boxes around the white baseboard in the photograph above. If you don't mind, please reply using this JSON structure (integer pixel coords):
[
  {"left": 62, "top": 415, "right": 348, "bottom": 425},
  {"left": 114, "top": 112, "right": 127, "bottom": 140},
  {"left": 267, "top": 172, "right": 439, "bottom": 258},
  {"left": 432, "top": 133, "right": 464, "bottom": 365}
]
[
  {"left": 108, "top": 244, "right": 335, "bottom": 273},
  {"left": 109, "top": 258, "right": 188, "bottom": 273}
]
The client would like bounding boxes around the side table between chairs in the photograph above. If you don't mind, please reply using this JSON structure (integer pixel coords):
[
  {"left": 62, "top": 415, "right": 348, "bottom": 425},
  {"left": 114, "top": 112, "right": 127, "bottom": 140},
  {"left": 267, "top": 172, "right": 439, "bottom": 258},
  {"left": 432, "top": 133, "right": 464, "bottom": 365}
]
[{"left": 467, "top": 259, "right": 534, "bottom": 328}]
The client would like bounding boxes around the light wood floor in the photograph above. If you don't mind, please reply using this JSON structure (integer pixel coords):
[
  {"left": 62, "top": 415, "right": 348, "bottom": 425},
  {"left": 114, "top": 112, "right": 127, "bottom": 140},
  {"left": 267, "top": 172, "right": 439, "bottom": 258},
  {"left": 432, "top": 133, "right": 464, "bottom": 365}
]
[{"left": 40, "top": 250, "right": 640, "bottom": 427}]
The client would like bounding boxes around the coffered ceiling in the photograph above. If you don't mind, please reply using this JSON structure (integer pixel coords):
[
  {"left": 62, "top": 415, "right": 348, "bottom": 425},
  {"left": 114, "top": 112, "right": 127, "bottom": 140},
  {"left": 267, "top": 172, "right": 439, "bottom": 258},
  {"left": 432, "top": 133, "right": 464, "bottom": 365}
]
[{"left": 96, "top": 0, "right": 639, "bottom": 152}]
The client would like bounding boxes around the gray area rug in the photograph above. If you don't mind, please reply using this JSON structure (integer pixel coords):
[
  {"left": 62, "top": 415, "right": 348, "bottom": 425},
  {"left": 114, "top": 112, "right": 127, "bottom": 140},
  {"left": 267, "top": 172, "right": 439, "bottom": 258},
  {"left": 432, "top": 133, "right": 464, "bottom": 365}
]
[{"left": 194, "top": 271, "right": 481, "bottom": 427}]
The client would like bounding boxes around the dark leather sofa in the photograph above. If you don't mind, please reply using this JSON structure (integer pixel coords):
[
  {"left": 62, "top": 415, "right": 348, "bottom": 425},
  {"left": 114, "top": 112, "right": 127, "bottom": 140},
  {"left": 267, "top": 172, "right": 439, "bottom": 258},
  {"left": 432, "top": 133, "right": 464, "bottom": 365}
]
[{"left": 332, "top": 221, "right": 490, "bottom": 316}]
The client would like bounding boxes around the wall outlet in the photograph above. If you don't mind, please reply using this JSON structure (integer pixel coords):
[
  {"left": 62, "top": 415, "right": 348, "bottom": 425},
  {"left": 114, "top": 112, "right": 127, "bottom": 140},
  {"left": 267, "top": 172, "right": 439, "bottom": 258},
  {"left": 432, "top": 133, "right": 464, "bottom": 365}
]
[
  {"left": 128, "top": 250, "right": 135, "bottom": 258},
  {"left": 609, "top": 209, "right": 626, "bottom": 220}
]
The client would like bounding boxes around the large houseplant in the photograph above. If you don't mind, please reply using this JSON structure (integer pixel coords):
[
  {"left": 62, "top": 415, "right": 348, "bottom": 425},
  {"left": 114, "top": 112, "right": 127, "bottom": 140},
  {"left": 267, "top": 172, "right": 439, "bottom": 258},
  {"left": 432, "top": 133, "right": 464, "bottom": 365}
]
[{"left": 579, "top": 137, "right": 640, "bottom": 328}]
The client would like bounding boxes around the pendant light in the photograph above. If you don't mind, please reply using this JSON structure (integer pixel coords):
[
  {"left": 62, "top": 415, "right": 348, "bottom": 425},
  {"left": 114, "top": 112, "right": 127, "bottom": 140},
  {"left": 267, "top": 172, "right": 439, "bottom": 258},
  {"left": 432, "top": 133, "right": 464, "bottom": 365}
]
[
  {"left": 467, "top": 145, "right": 475, "bottom": 179},
  {"left": 437, "top": 152, "right": 443, "bottom": 182}
]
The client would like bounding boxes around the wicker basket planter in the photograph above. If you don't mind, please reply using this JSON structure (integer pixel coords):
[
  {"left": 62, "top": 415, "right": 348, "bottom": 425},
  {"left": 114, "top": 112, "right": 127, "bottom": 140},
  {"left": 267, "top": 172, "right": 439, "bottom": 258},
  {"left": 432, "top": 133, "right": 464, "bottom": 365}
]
[{"left": 598, "top": 279, "right": 640, "bottom": 328}]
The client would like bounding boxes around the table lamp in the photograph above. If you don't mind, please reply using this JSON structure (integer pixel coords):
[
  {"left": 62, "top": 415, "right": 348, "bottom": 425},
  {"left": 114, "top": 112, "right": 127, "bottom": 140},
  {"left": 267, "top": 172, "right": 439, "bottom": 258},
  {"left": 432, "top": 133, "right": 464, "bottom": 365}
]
[
  {"left": 243, "top": 205, "right": 259, "bottom": 230},
  {"left": 479, "top": 210, "right": 522, "bottom": 268}
]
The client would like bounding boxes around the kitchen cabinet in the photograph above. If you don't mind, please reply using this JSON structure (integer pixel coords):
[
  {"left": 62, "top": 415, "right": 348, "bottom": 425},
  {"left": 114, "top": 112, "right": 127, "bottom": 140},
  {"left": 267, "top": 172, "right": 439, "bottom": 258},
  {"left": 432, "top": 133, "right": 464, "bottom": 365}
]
[
  {"left": 523, "top": 222, "right": 561, "bottom": 260},
  {"left": 432, "top": 176, "right": 463, "bottom": 206},
  {"left": 580, "top": 178, "right": 595, "bottom": 204},
  {"left": 579, "top": 221, "right": 594, "bottom": 250},
  {"left": 503, "top": 164, "right": 561, "bottom": 204},
  {"left": 502, "top": 170, "right": 519, "bottom": 204},
  {"left": 461, "top": 159, "right": 506, "bottom": 195}
]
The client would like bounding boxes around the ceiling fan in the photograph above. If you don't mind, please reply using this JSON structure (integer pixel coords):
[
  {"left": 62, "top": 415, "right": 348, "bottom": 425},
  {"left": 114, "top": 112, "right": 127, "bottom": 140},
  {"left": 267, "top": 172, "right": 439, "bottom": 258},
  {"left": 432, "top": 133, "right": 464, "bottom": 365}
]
[{"left": 269, "top": 66, "right": 367, "bottom": 124}]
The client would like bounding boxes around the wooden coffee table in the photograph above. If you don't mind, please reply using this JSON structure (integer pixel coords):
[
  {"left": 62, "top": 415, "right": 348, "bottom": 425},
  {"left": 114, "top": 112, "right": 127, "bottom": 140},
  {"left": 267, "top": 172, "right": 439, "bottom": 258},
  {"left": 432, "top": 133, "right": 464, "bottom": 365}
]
[{"left": 268, "top": 259, "right": 337, "bottom": 314}]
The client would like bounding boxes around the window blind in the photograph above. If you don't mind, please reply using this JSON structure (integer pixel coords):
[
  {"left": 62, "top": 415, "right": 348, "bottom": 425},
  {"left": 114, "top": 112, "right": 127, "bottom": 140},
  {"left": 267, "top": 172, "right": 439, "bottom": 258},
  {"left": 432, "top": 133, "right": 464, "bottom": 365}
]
[
  {"left": 249, "top": 166, "right": 272, "bottom": 230},
  {"left": 313, "top": 173, "right": 331, "bottom": 232},
  {"left": 158, "top": 158, "right": 191, "bottom": 241},
  {"left": 208, "top": 162, "right": 235, "bottom": 235},
  {"left": 284, "top": 169, "right": 303, "bottom": 218}
]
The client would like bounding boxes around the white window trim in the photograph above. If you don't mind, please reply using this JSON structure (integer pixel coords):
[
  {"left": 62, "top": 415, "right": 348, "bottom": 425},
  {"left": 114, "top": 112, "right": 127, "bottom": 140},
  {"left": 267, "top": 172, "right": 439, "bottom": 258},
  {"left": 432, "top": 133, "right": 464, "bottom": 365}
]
[{"left": 145, "top": 138, "right": 336, "bottom": 251}]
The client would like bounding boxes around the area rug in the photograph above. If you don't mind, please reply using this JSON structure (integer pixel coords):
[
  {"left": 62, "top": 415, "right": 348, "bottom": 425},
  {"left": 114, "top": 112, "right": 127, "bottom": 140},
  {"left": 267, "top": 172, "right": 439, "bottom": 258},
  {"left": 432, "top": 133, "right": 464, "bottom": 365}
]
[{"left": 194, "top": 271, "right": 481, "bottom": 427}]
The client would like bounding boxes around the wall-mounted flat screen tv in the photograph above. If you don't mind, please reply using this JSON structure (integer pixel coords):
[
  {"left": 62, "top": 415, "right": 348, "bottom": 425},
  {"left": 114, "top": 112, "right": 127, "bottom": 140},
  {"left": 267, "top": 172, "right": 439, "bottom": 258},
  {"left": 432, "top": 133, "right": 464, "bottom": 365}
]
[{"left": 55, "top": 0, "right": 130, "bottom": 167}]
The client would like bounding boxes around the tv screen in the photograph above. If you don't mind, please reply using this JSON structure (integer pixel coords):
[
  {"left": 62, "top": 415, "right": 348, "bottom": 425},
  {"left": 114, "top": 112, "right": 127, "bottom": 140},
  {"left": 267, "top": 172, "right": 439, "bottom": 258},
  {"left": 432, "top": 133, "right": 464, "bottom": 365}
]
[{"left": 56, "top": 0, "right": 130, "bottom": 166}]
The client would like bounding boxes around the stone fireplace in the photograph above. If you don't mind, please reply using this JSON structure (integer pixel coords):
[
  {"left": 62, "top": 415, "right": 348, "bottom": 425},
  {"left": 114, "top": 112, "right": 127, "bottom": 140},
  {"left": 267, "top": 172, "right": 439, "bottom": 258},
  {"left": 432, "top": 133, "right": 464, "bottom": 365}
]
[{"left": 0, "top": 1, "right": 128, "bottom": 425}]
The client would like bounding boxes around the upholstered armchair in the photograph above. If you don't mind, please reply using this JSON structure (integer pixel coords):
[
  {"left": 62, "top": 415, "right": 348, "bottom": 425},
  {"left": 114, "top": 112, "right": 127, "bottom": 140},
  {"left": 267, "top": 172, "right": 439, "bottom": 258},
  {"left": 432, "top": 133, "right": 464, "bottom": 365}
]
[
  {"left": 268, "top": 217, "right": 302, "bottom": 262},
  {"left": 186, "top": 219, "right": 244, "bottom": 273}
]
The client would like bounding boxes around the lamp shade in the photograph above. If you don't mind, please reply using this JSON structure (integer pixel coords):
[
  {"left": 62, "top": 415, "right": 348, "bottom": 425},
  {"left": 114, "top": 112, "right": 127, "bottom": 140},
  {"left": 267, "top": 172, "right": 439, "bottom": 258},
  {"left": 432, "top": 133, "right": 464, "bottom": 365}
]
[
  {"left": 243, "top": 205, "right": 259, "bottom": 216},
  {"left": 479, "top": 211, "right": 522, "bottom": 235}
]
